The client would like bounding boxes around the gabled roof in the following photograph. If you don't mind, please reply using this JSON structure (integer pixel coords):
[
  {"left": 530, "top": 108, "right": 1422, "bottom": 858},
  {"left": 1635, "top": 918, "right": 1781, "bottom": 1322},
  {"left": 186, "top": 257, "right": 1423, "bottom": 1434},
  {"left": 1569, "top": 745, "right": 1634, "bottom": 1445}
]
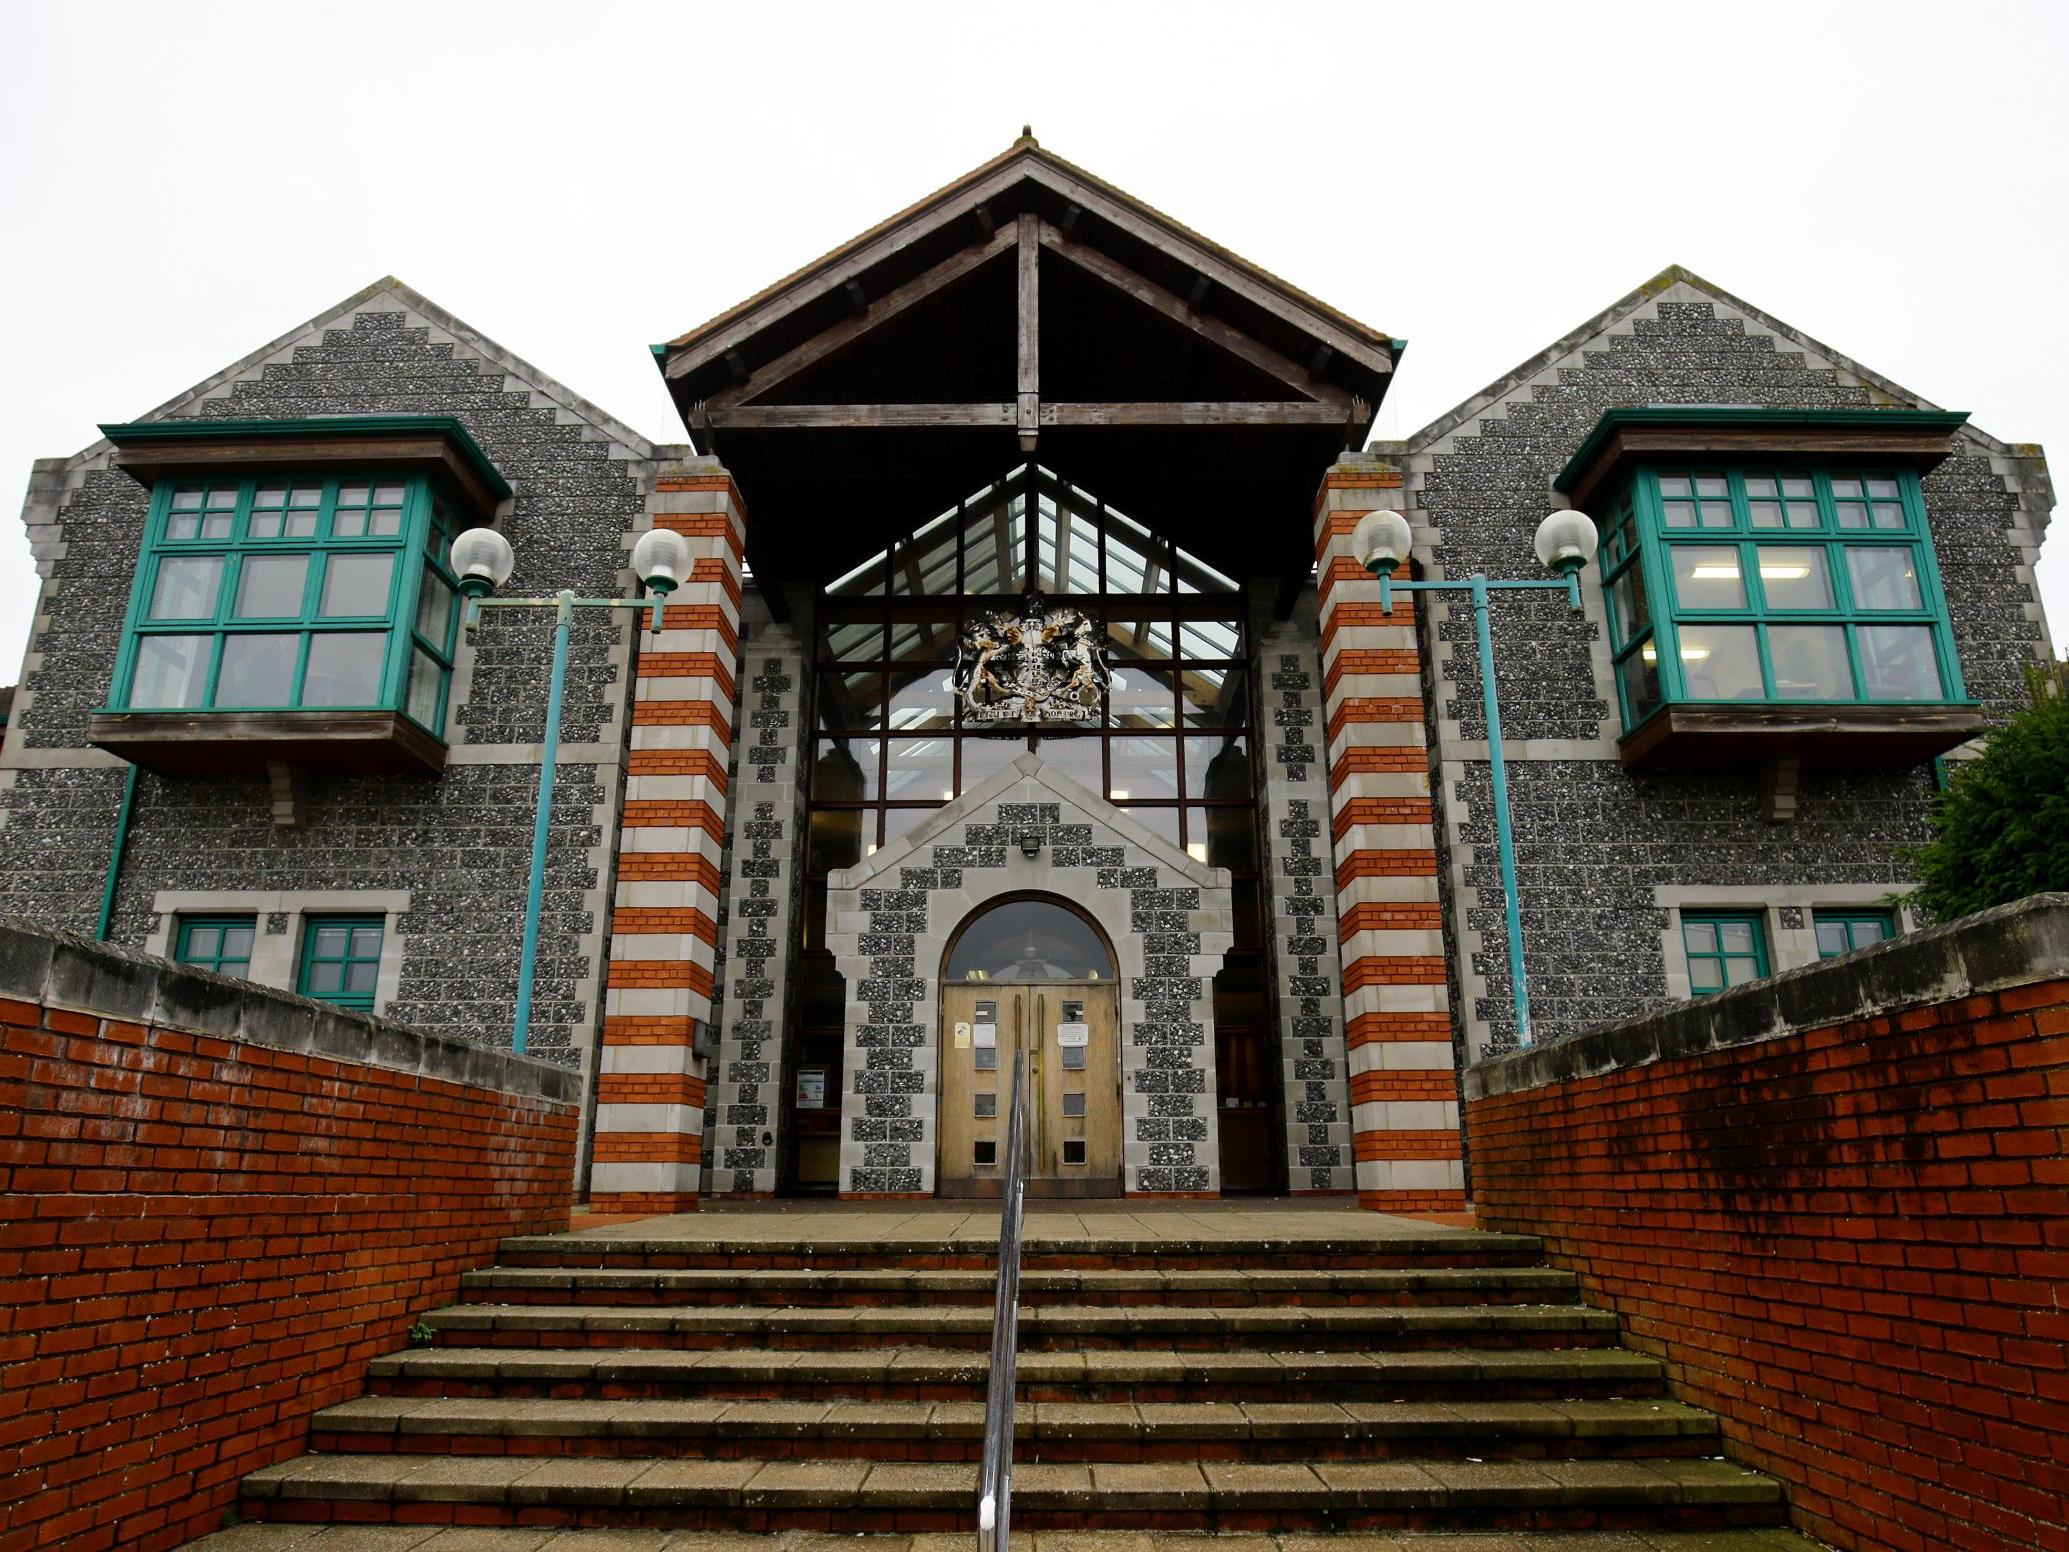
[{"left": 659, "top": 133, "right": 1397, "bottom": 408}]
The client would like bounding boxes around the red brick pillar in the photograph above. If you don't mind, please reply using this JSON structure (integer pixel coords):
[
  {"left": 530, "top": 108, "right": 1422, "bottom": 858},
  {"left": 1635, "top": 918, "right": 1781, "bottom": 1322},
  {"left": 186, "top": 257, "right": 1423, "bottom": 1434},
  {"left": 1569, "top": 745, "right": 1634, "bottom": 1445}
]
[
  {"left": 1314, "top": 455, "right": 1466, "bottom": 1212},
  {"left": 590, "top": 458, "right": 744, "bottom": 1214}
]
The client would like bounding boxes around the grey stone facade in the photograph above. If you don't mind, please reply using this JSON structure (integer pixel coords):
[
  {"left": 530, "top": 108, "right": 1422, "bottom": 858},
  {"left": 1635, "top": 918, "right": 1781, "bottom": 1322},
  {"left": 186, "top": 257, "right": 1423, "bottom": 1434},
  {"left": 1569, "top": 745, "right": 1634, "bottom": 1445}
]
[
  {"left": 0, "top": 281, "right": 665, "bottom": 1082},
  {"left": 1395, "top": 275, "right": 2058, "bottom": 1058},
  {"left": 1255, "top": 619, "right": 1353, "bottom": 1191},
  {"left": 708, "top": 626, "right": 807, "bottom": 1195}
]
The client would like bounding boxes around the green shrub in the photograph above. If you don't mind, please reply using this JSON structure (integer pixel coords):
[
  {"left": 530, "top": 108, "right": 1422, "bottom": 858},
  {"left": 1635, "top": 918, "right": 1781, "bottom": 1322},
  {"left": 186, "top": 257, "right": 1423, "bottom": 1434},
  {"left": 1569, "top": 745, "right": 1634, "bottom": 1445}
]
[{"left": 1900, "top": 660, "right": 2069, "bottom": 922}]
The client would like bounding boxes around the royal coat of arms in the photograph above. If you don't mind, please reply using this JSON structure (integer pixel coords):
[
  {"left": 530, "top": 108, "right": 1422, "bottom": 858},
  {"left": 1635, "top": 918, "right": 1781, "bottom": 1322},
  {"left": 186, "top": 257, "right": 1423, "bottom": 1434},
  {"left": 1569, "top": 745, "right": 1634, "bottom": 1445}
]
[{"left": 954, "top": 594, "right": 1111, "bottom": 724}]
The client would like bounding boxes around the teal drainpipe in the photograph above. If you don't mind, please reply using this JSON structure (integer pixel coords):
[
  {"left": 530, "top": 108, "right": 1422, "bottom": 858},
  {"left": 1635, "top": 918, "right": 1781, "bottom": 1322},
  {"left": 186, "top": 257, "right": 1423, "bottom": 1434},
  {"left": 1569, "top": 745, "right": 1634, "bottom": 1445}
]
[{"left": 95, "top": 763, "right": 139, "bottom": 941}]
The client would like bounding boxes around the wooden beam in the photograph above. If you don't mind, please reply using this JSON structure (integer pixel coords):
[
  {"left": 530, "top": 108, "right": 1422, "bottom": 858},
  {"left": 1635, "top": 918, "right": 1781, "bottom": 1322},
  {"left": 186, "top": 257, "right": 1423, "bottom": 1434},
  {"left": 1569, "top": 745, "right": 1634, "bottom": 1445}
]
[
  {"left": 1039, "top": 401, "right": 1348, "bottom": 426},
  {"left": 1035, "top": 225, "right": 1345, "bottom": 405},
  {"left": 682, "top": 224, "right": 1016, "bottom": 395},
  {"left": 703, "top": 403, "right": 1018, "bottom": 429},
  {"left": 1023, "top": 160, "right": 1395, "bottom": 379},
  {"left": 1017, "top": 213, "right": 1040, "bottom": 452}
]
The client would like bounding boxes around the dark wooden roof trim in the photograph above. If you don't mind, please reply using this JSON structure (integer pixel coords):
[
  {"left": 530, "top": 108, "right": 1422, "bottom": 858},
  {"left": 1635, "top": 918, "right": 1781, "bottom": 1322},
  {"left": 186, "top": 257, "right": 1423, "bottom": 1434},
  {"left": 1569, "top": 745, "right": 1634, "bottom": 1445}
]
[
  {"left": 1555, "top": 407, "right": 1971, "bottom": 512},
  {"left": 658, "top": 143, "right": 1395, "bottom": 397},
  {"left": 99, "top": 415, "right": 512, "bottom": 524}
]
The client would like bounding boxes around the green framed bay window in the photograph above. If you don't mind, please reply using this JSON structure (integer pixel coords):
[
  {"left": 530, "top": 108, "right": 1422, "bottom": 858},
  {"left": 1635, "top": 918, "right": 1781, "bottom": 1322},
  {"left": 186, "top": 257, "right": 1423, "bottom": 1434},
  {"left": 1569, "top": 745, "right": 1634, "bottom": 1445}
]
[
  {"left": 175, "top": 914, "right": 257, "bottom": 977},
  {"left": 1814, "top": 908, "right": 1898, "bottom": 957},
  {"left": 88, "top": 416, "right": 510, "bottom": 776},
  {"left": 1681, "top": 910, "right": 1770, "bottom": 995},
  {"left": 298, "top": 916, "right": 386, "bottom": 1010},
  {"left": 1601, "top": 466, "right": 1965, "bottom": 727},
  {"left": 114, "top": 474, "right": 463, "bottom": 733}
]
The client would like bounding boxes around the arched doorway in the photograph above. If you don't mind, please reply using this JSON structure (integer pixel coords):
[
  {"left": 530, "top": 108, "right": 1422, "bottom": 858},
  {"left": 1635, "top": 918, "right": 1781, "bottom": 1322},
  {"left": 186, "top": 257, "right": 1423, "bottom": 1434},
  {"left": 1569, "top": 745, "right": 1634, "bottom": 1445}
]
[{"left": 938, "top": 894, "right": 1122, "bottom": 1198}]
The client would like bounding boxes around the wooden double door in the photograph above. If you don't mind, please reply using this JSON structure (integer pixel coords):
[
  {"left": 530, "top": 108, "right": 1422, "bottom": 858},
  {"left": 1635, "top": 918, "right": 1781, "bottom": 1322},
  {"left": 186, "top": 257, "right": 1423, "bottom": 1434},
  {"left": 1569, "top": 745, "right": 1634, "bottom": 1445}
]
[{"left": 938, "top": 981, "right": 1122, "bottom": 1198}]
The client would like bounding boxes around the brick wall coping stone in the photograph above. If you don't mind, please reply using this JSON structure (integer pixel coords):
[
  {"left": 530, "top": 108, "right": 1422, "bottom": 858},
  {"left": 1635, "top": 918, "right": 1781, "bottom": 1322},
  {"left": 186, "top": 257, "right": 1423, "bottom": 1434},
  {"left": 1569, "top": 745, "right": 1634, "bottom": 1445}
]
[
  {"left": 1465, "top": 891, "right": 2069, "bottom": 1101},
  {"left": 0, "top": 913, "right": 580, "bottom": 1106}
]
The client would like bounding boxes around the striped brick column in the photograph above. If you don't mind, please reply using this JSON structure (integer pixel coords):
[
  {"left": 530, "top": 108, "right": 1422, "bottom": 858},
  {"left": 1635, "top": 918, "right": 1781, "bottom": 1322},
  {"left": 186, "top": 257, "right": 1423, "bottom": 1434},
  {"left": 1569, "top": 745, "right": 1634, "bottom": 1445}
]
[
  {"left": 1314, "top": 454, "right": 1466, "bottom": 1213},
  {"left": 591, "top": 457, "right": 744, "bottom": 1215}
]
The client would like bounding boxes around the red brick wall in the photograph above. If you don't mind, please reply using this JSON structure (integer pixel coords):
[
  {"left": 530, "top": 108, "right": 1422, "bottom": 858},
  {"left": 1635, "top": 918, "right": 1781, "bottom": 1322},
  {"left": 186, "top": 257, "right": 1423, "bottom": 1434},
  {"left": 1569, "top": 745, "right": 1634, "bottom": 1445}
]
[
  {"left": 1466, "top": 979, "right": 2069, "bottom": 1552},
  {"left": 0, "top": 993, "right": 578, "bottom": 1552}
]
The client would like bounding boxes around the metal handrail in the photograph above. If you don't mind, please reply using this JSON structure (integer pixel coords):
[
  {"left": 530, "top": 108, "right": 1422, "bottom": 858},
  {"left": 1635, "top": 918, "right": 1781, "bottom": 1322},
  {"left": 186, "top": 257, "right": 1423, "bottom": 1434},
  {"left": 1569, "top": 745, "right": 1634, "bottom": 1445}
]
[{"left": 976, "top": 1048, "right": 1031, "bottom": 1552}]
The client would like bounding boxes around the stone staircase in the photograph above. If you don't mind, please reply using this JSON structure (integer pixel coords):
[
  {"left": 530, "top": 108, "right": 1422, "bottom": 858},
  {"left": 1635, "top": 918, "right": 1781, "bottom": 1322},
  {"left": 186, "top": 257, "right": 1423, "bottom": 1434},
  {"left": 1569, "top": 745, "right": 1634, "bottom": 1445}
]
[{"left": 221, "top": 1217, "right": 1813, "bottom": 1544}]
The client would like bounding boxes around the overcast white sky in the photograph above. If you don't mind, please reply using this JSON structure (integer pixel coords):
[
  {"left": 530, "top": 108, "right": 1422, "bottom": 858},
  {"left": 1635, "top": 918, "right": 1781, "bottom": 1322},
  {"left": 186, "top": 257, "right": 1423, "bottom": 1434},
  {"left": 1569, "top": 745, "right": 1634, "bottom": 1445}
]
[{"left": 3, "top": 0, "right": 2063, "bottom": 675}]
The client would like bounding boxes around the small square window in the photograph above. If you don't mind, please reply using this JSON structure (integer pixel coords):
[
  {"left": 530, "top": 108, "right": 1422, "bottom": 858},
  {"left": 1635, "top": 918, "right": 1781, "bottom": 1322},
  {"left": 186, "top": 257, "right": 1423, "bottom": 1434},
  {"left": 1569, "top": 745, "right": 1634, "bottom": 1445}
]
[
  {"left": 974, "top": 1140, "right": 998, "bottom": 1167},
  {"left": 1062, "top": 1140, "right": 1087, "bottom": 1166},
  {"left": 1060, "top": 1047, "right": 1086, "bottom": 1071},
  {"left": 974, "top": 1093, "right": 997, "bottom": 1118},
  {"left": 1061, "top": 1092, "right": 1087, "bottom": 1117},
  {"left": 974, "top": 1046, "right": 997, "bottom": 1072},
  {"left": 299, "top": 915, "right": 385, "bottom": 1011},
  {"left": 176, "top": 914, "right": 257, "bottom": 977},
  {"left": 1682, "top": 911, "right": 1769, "bottom": 996},
  {"left": 1814, "top": 910, "right": 1897, "bottom": 958}
]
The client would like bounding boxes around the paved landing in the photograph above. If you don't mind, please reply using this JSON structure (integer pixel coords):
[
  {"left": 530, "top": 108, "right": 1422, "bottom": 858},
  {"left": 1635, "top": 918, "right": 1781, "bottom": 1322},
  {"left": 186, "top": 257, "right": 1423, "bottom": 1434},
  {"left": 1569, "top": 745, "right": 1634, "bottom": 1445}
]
[
  {"left": 186, "top": 1526, "right": 1831, "bottom": 1550},
  {"left": 559, "top": 1198, "right": 1472, "bottom": 1245}
]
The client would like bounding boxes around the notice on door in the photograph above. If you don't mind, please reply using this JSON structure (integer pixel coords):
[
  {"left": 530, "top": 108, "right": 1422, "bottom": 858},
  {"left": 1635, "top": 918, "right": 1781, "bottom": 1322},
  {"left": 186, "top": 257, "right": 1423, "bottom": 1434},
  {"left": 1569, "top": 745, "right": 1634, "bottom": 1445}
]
[
  {"left": 795, "top": 1068, "right": 827, "bottom": 1109},
  {"left": 1056, "top": 1023, "right": 1089, "bottom": 1048},
  {"left": 953, "top": 1021, "right": 971, "bottom": 1049}
]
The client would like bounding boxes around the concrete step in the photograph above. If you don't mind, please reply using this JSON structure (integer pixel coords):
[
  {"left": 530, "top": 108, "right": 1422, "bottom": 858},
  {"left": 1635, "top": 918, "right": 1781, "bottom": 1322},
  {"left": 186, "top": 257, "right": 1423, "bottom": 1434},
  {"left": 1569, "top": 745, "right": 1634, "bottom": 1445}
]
[
  {"left": 365, "top": 1344, "right": 1669, "bottom": 1404},
  {"left": 238, "top": 1451, "right": 1787, "bottom": 1532},
  {"left": 458, "top": 1263, "right": 1584, "bottom": 1308},
  {"left": 310, "top": 1394, "right": 1722, "bottom": 1462},
  {"left": 416, "top": 1301, "right": 1621, "bottom": 1352},
  {"left": 492, "top": 1232, "right": 1548, "bottom": 1274},
  {"left": 187, "top": 1527, "right": 1830, "bottom": 1552}
]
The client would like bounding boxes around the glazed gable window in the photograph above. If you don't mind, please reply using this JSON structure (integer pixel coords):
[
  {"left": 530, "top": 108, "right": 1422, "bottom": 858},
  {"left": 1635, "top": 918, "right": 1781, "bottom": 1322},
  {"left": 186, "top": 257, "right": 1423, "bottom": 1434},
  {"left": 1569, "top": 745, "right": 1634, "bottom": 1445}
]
[
  {"left": 1600, "top": 467, "right": 1963, "bottom": 730},
  {"left": 114, "top": 475, "right": 463, "bottom": 735}
]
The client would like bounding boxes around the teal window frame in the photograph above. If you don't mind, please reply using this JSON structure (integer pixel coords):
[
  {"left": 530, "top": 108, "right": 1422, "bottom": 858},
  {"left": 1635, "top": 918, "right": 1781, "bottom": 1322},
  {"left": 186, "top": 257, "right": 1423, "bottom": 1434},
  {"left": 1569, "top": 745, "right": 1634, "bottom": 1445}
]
[
  {"left": 1813, "top": 908, "right": 1898, "bottom": 958},
  {"left": 175, "top": 914, "right": 258, "bottom": 977},
  {"left": 107, "top": 473, "right": 465, "bottom": 737},
  {"left": 1681, "top": 910, "right": 1770, "bottom": 995},
  {"left": 1599, "top": 466, "right": 1967, "bottom": 732},
  {"left": 297, "top": 915, "right": 386, "bottom": 1011}
]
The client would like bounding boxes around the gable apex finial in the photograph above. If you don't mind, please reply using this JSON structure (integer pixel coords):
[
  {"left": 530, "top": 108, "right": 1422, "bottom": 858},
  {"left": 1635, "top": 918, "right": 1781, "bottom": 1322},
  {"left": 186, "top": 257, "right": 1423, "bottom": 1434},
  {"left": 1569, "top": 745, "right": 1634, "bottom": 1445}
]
[{"left": 1015, "top": 124, "right": 1037, "bottom": 148}]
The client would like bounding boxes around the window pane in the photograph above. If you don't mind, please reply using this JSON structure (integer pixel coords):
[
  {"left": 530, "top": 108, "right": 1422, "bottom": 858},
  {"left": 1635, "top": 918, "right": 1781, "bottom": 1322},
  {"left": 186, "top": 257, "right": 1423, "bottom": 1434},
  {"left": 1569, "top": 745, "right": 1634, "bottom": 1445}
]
[
  {"left": 1671, "top": 547, "right": 1746, "bottom": 610},
  {"left": 1756, "top": 547, "right": 1832, "bottom": 610},
  {"left": 887, "top": 667, "right": 954, "bottom": 733},
  {"left": 301, "top": 632, "right": 388, "bottom": 706},
  {"left": 1608, "top": 564, "right": 1650, "bottom": 648},
  {"left": 216, "top": 633, "right": 301, "bottom": 706},
  {"left": 883, "top": 736, "right": 953, "bottom": 803},
  {"left": 1109, "top": 736, "right": 1178, "bottom": 802},
  {"left": 1194, "top": 805, "right": 1257, "bottom": 870},
  {"left": 1182, "top": 666, "right": 1247, "bottom": 728},
  {"left": 1846, "top": 547, "right": 1924, "bottom": 611},
  {"left": 306, "top": 961, "right": 343, "bottom": 994},
  {"left": 812, "top": 738, "right": 877, "bottom": 803},
  {"left": 1717, "top": 921, "right": 1755, "bottom": 954},
  {"left": 415, "top": 573, "right": 456, "bottom": 650},
  {"left": 1766, "top": 625, "right": 1852, "bottom": 700},
  {"left": 1858, "top": 625, "right": 1942, "bottom": 700},
  {"left": 1035, "top": 734, "right": 1101, "bottom": 791},
  {"left": 817, "top": 671, "right": 885, "bottom": 732},
  {"left": 130, "top": 635, "right": 212, "bottom": 708},
  {"left": 1180, "top": 619, "right": 1241, "bottom": 659},
  {"left": 808, "top": 808, "right": 865, "bottom": 872},
  {"left": 1815, "top": 921, "right": 1850, "bottom": 957},
  {"left": 1620, "top": 644, "right": 1664, "bottom": 721},
  {"left": 319, "top": 554, "right": 395, "bottom": 618},
  {"left": 221, "top": 926, "right": 255, "bottom": 960},
  {"left": 313, "top": 926, "right": 350, "bottom": 958},
  {"left": 345, "top": 960, "right": 379, "bottom": 993},
  {"left": 959, "top": 737, "right": 1020, "bottom": 793},
  {"left": 1109, "top": 664, "right": 1175, "bottom": 729},
  {"left": 406, "top": 647, "right": 445, "bottom": 728},
  {"left": 185, "top": 926, "right": 220, "bottom": 958},
  {"left": 1683, "top": 921, "right": 1718, "bottom": 954},
  {"left": 1675, "top": 625, "right": 1763, "bottom": 699},
  {"left": 234, "top": 555, "right": 309, "bottom": 619},
  {"left": 1186, "top": 735, "right": 1250, "bottom": 799},
  {"left": 147, "top": 557, "right": 224, "bottom": 621}
]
